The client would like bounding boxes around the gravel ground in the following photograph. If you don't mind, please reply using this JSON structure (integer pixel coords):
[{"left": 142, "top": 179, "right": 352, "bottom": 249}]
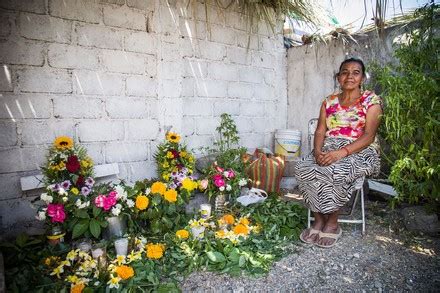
[{"left": 181, "top": 198, "right": 440, "bottom": 292}]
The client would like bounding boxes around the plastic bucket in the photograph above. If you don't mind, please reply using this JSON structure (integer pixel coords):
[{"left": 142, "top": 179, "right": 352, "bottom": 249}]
[{"left": 274, "top": 129, "right": 301, "bottom": 160}]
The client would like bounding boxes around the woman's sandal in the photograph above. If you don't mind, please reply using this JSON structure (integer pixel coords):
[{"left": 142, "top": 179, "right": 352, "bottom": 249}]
[
  {"left": 315, "top": 228, "right": 343, "bottom": 248},
  {"left": 299, "top": 228, "right": 321, "bottom": 244}
]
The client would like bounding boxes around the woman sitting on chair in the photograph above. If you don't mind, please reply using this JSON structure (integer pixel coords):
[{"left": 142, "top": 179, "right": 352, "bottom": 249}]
[{"left": 295, "top": 57, "right": 383, "bottom": 248}]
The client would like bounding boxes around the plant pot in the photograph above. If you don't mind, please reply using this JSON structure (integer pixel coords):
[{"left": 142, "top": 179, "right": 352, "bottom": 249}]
[
  {"left": 214, "top": 193, "right": 228, "bottom": 215},
  {"left": 103, "top": 216, "right": 127, "bottom": 240},
  {"left": 47, "top": 226, "right": 65, "bottom": 246}
]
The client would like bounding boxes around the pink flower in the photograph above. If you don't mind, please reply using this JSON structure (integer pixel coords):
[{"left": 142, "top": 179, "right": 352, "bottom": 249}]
[
  {"left": 94, "top": 195, "right": 106, "bottom": 208},
  {"left": 214, "top": 178, "right": 225, "bottom": 188},
  {"left": 47, "top": 203, "right": 66, "bottom": 223},
  {"left": 103, "top": 195, "right": 117, "bottom": 211},
  {"left": 212, "top": 174, "right": 223, "bottom": 181},
  {"left": 200, "top": 179, "right": 209, "bottom": 190},
  {"left": 226, "top": 169, "right": 235, "bottom": 178},
  {"left": 215, "top": 165, "right": 224, "bottom": 173}
]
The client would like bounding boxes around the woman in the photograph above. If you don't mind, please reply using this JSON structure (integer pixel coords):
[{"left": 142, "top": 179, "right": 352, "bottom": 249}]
[{"left": 295, "top": 57, "right": 382, "bottom": 248}]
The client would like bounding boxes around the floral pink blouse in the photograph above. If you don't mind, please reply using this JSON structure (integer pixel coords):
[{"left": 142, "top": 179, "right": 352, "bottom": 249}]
[{"left": 324, "top": 91, "right": 383, "bottom": 139}]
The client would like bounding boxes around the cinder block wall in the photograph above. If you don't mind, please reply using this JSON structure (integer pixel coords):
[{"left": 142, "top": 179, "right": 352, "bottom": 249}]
[{"left": 0, "top": 0, "right": 287, "bottom": 234}]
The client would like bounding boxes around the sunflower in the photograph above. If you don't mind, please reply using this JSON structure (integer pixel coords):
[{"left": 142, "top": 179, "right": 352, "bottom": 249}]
[
  {"left": 166, "top": 132, "right": 180, "bottom": 143},
  {"left": 54, "top": 136, "right": 74, "bottom": 150}
]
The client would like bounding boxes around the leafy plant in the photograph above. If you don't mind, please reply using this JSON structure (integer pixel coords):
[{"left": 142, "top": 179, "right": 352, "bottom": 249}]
[{"left": 370, "top": 3, "right": 440, "bottom": 211}]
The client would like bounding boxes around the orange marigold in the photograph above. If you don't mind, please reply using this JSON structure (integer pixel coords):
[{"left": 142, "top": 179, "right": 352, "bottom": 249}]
[
  {"left": 233, "top": 224, "right": 249, "bottom": 236},
  {"left": 176, "top": 229, "right": 189, "bottom": 239},
  {"left": 221, "top": 214, "right": 235, "bottom": 225},
  {"left": 135, "top": 195, "right": 149, "bottom": 210},
  {"left": 71, "top": 283, "right": 85, "bottom": 293},
  {"left": 115, "top": 265, "right": 135, "bottom": 280},
  {"left": 146, "top": 243, "right": 165, "bottom": 259},
  {"left": 239, "top": 217, "right": 250, "bottom": 226},
  {"left": 164, "top": 189, "right": 177, "bottom": 203},
  {"left": 151, "top": 182, "right": 166, "bottom": 195}
]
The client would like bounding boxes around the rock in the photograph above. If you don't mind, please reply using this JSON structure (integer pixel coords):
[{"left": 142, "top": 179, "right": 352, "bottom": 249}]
[
  {"left": 185, "top": 193, "right": 210, "bottom": 215},
  {"left": 401, "top": 206, "right": 440, "bottom": 235},
  {"left": 353, "top": 253, "right": 360, "bottom": 258}
]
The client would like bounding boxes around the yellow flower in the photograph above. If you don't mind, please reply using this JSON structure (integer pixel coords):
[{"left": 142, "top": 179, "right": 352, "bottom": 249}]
[
  {"left": 108, "top": 276, "right": 121, "bottom": 289},
  {"left": 180, "top": 151, "right": 187, "bottom": 158},
  {"left": 151, "top": 182, "right": 166, "bottom": 195},
  {"left": 71, "top": 283, "right": 85, "bottom": 293},
  {"left": 115, "top": 265, "right": 134, "bottom": 280},
  {"left": 115, "top": 255, "right": 126, "bottom": 265},
  {"left": 239, "top": 217, "right": 250, "bottom": 226},
  {"left": 215, "top": 230, "right": 226, "bottom": 238},
  {"left": 176, "top": 229, "right": 189, "bottom": 239},
  {"left": 162, "top": 161, "right": 169, "bottom": 168},
  {"left": 54, "top": 136, "right": 74, "bottom": 150},
  {"left": 166, "top": 151, "right": 174, "bottom": 159},
  {"left": 233, "top": 224, "right": 249, "bottom": 236},
  {"left": 181, "top": 178, "right": 196, "bottom": 192},
  {"left": 67, "top": 249, "right": 79, "bottom": 261},
  {"left": 146, "top": 243, "right": 165, "bottom": 259},
  {"left": 71, "top": 187, "right": 79, "bottom": 195},
  {"left": 221, "top": 214, "right": 235, "bottom": 225},
  {"left": 254, "top": 223, "right": 262, "bottom": 234},
  {"left": 188, "top": 155, "right": 194, "bottom": 163},
  {"left": 166, "top": 132, "right": 181, "bottom": 143},
  {"left": 162, "top": 174, "right": 170, "bottom": 181},
  {"left": 135, "top": 195, "right": 149, "bottom": 210},
  {"left": 164, "top": 189, "right": 177, "bottom": 203},
  {"left": 66, "top": 274, "right": 79, "bottom": 284},
  {"left": 80, "top": 157, "right": 93, "bottom": 169},
  {"left": 44, "top": 256, "right": 60, "bottom": 266},
  {"left": 51, "top": 264, "right": 64, "bottom": 278}
]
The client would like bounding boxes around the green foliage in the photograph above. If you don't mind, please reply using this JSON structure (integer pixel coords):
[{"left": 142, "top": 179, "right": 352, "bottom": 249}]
[{"left": 370, "top": 3, "right": 440, "bottom": 210}]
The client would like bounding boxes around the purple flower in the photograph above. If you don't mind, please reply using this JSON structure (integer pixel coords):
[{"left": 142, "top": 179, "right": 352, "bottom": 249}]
[
  {"left": 51, "top": 184, "right": 60, "bottom": 192},
  {"left": 61, "top": 180, "right": 71, "bottom": 190},
  {"left": 85, "top": 177, "right": 95, "bottom": 187},
  {"left": 81, "top": 186, "right": 91, "bottom": 196},
  {"left": 169, "top": 182, "right": 177, "bottom": 189}
]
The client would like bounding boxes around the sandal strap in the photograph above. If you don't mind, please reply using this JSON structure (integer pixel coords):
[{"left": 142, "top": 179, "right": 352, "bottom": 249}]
[
  {"left": 319, "top": 230, "right": 342, "bottom": 239},
  {"left": 309, "top": 228, "right": 320, "bottom": 235}
]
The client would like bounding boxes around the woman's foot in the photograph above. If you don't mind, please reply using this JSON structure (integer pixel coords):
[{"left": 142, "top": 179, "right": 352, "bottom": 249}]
[
  {"left": 316, "top": 224, "right": 342, "bottom": 247},
  {"left": 300, "top": 221, "right": 325, "bottom": 244}
]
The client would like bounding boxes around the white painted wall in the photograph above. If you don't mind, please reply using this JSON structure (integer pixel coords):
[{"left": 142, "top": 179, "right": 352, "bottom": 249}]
[{"left": 0, "top": 0, "right": 287, "bottom": 234}]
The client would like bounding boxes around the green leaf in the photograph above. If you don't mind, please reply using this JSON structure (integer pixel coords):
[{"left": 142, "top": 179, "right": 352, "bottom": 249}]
[
  {"left": 76, "top": 209, "right": 89, "bottom": 219},
  {"left": 15, "top": 233, "right": 28, "bottom": 248},
  {"left": 206, "top": 251, "right": 226, "bottom": 263},
  {"left": 92, "top": 206, "right": 101, "bottom": 218},
  {"left": 89, "top": 219, "right": 101, "bottom": 239},
  {"left": 239, "top": 255, "right": 246, "bottom": 267},
  {"left": 72, "top": 219, "right": 89, "bottom": 239}
]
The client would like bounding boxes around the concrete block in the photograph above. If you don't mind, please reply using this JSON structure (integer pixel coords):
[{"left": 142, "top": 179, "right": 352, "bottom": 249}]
[
  {"left": 119, "top": 160, "right": 157, "bottom": 183},
  {"left": 154, "top": 4, "right": 179, "bottom": 35},
  {"left": 195, "top": 117, "right": 219, "bottom": 135},
  {"left": 238, "top": 67, "right": 264, "bottom": 84},
  {"left": 175, "top": 37, "right": 197, "bottom": 59},
  {"left": 0, "top": 40, "right": 45, "bottom": 66},
  {"left": 0, "top": 146, "right": 46, "bottom": 172},
  {"left": 227, "top": 46, "right": 251, "bottom": 65},
  {"left": 0, "top": 93, "right": 52, "bottom": 119},
  {"left": 183, "top": 98, "right": 212, "bottom": 116},
  {"left": 125, "top": 31, "right": 156, "bottom": 54},
  {"left": 199, "top": 41, "right": 226, "bottom": 61},
  {"left": 0, "top": 0, "right": 46, "bottom": 14},
  {"left": 196, "top": 79, "right": 227, "bottom": 98},
  {"left": 181, "top": 116, "right": 195, "bottom": 136},
  {"left": 19, "top": 13, "right": 71, "bottom": 43},
  {"left": 127, "top": 0, "right": 155, "bottom": 11},
  {"left": 78, "top": 120, "right": 125, "bottom": 142},
  {"left": 209, "top": 24, "right": 235, "bottom": 45},
  {"left": 179, "top": 18, "right": 206, "bottom": 40},
  {"left": 252, "top": 51, "right": 274, "bottom": 69},
  {"left": 101, "top": 50, "right": 147, "bottom": 74},
  {"left": 48, "top": 44, "right": 99, "bottom": 70},
  {"left": 160, "top": 61, "right": 182, "bottom": 80},
  {"left": 158, "top": 98, "right": 183, "bottom": 117},
  {"left": 181, "top": 77, "right": 194, "bottom": 97},
  {"left": 73, "top": 70, "right": 124, "bottom": 96},
  {"left": 20, "top": 120, "right": 75, "bottom": 145},
  {"left": 183, "top": 59, "right": 208, "bottom": 78},
  {"left": 145, "top": 54, "right": 157, "bottom": 77},
  {"left": 251, "top": 117, "right": 269, "bottom": 132},
  {"left": 234, "top": 116, "right": 253, "bottom": 133},
  {"left": 240, "top": 133, "right": 265, "bottom": 149},
  {"left": 126, "top": 76, "right": 157, "bottom": 97},
  {"left": 53, "top": 96, "right": 104, "bottom": 119},
  {"left": 105, "top": 142, "right": 149, "bottom": 163},
  {"left": 185, "top": 134, "right": 213, "bottom": 154},
  {"left": 0, "top": 173, "right": 23, "bottom": 200},
  {"left": 0, "top": 121, "right": 17, "bottom": 146},
  {"left": 127, "top": 119, "right": 159, "bottom": 140},
  {"left": 160, "top": 79, "right": 181, "bottom": 98},
  {"left": 103, "top": 5, "right": 146, "bottom": 31},
  {"left": 213, "top": 99, "right": 241, "bottom": 116},
  {"left": 106, "top": 97, "right": 149, "bottom": 119},
  {"left": 0, "top": 14, "right": 11, "bottom": 38},
  {"left": 240, "top": 101, "right": 265, "bottom": 117},
  {"left": 237, "top": 32, "right": 259, "bottom": 50},
  {"left": 49, "top": 0, "right": 101, "bottom": 23},
  {"left": 225, "top": 11, "right": 247, "bottom": 31},
  {"left": 19, "top": 67, "right": 72, "bottom": 93},
  {"left": 100, "top": 0, "right": 125, "bottom": 4},
  {"left": 194, "top": 3, "right": 224, "bottom": 25},
  {"left": 253, "top": 84, "right": 274, "bottom": 101},
  {"left": 208, "top": 63, "right": 238, "bottom": 81},
  {"left": 0, "top": 66, "right": 13, "bottom": 92},
  {"left": 227, "top": 82, "right": 254, "bottom": 99},
  {"left": 0, "top": 199, "right": 37, "bottom": 229},
  {"left": 146, "top": 97, "right": 159, "bottom": 119},
  {"left": 76, "top": 23, "right": 123, "bottom": 50},
  {"left": 82, "top": 143, "right": 105, "bottom": 164},
  {"left": 259, "top": 36, "right": 278, "bottom": 52},
  {"left": 262, "top": 68, "right": 275, "bottom": 85}
]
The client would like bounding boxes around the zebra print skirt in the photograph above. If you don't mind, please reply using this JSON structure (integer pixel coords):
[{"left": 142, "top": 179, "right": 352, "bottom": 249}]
[{"left": 294, "top": 137, "right": 380, "bottom": 214}]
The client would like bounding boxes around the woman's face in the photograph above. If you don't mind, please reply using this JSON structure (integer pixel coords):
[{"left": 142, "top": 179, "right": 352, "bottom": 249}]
[{"left": 337, "top": 62, "right": 364, "bottom": 91}]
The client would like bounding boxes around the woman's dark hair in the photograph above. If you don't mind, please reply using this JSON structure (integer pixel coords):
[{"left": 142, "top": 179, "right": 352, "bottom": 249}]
[{"left": 338, "top": 57, "right": 366, "bottom": 77}]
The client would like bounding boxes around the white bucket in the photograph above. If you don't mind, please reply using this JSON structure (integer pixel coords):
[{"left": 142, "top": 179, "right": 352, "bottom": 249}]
[{"left": 274, "top": 129, "right": 301, "bottom": 160}]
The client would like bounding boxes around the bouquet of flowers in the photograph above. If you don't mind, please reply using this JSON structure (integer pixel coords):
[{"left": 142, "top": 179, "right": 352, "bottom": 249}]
[{"left": 154, "top": 132, "right": 196, "bottom": 187}]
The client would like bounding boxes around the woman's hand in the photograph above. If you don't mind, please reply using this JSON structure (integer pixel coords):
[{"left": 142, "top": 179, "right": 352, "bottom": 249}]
[
  {"left": 314, "top": 150, "right": 326, "bottom": 165},
  {"left": 319, "top": 150, "right": 346, "bottom": 166}
]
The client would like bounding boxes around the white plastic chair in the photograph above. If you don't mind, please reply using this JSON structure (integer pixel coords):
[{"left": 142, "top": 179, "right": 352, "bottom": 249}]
[{"left": 306, "top": 118, "right": 367, "bottom": 235}]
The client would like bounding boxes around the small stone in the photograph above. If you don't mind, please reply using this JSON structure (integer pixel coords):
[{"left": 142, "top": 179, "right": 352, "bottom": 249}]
[
  {"left": 286, "top": 267, "right": 292, "bottom": 272},
  {"left": 353, "top": 253, "right": 360, "bottom": 258}
]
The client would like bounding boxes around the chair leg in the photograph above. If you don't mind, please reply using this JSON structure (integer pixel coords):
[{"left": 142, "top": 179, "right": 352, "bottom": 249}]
[
  {"left": 361, "top": 188, "right": 366, "bottom": 236},
  {"left": 307, "top": 209, "right": 311, "bottom": 228}
]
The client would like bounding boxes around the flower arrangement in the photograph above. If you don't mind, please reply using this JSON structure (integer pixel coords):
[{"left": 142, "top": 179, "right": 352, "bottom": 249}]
[{"left": 154, "top": 132, "right": 196, "bottom": 188}]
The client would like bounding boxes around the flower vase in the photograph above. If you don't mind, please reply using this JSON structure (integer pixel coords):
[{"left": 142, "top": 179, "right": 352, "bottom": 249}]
[
  {"left": 47, "top": 226, "right": 65, "bottom": 246},
  {"left": 214, "top": 193, "right": 227, "bottom": 215},
  {"left": 103, "top": 216, "right": 127, "bottom": 240}
]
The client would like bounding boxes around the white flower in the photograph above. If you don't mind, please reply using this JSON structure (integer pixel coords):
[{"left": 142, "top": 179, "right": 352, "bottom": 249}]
[
  {"left": 115, "top": 203, "right": 122, "bottom": 209},
  {"left": 145, "top": 188, "right": 151, "bottom": 195},
  {"left": 62, "top": 196, "right": 68, "bottom": 202},
  {"left": 114, "top": 185, "right": 127, "bottom": 200},
  {"left": 126, "top": 199, "right": 134, "bottom": 208},
  {"left": 239, "top": 178, "right": 248, "bottom": 186},
  {"left": 223, "top": 171, "right": 229, "bottom": 177},
  {"left": 226, "top": 184, "right": 232, "bottom": 191},
  {"left": 36, "top": 210, "right": 46, "bottom": 221},
  {"left": 40, "top": 193, "right": 53, "bottom": 204},
  {"left": 58, "top": 187, "right": 67, "bottom": 196},
  {"left": 111, "top": 207, "right": 121, "bottom": 216},
  {"left": 219, "top": 186, "right": 225, "bottom": 192},
  {"left": 75, "top": 199, "right": 82, "bottom": 208}
]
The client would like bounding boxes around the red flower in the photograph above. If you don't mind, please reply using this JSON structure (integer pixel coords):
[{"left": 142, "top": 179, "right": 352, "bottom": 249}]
[
  {"left": 66, "top": 155, "right": 80, "bottom": 173},
  {"left": 76, "top": 175, "right": 85, "bottom": 187},
  {"left": 171, "top": 150, "right": 180, "bottom": 158}
]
